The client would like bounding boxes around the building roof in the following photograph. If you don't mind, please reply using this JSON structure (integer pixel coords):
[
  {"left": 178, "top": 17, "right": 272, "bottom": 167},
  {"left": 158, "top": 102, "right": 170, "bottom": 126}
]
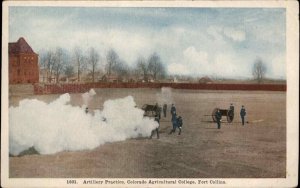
[
  {"left": 9, "top": 37, "right": 37, "bottom": 54},
  {"left": 199, "top": 76, "right": 213, "bottom": 83}
]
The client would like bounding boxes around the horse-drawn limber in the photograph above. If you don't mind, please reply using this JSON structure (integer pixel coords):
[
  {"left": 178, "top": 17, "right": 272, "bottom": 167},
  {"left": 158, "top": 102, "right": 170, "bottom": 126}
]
[{"left": 211, "top": 108, "right": 234, "bottom": 123}]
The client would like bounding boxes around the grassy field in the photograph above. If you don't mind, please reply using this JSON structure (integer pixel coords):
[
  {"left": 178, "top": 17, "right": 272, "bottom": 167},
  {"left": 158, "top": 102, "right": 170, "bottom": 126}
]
[{"left": 9, "top": 88, "right": 286, "bottom": 178}]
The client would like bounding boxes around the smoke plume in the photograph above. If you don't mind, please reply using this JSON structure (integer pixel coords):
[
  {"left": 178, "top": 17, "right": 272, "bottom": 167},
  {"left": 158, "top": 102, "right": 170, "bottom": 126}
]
[
  {"left": 9, "top": 91, "right": 158, "bottom": 155},
  {"left": 81, "top": 88, "right": 96, "bottom": 106},
  {"left": 156, "top": 87, "right": 173, "bottom": 105}
]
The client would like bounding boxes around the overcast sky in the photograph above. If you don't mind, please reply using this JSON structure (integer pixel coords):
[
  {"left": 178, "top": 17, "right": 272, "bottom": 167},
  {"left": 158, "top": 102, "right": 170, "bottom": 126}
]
[{"left": 9, "top": 7, "right": 286, "bottom": 79}]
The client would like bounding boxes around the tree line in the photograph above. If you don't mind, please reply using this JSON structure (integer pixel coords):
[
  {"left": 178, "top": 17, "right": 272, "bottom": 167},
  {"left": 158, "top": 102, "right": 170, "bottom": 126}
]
[
  {"left": 39, "top": 46, "right": 272, "bottom": 84},
  {"left": 39, "top": 47, "right": 167, "bottom": 83}
]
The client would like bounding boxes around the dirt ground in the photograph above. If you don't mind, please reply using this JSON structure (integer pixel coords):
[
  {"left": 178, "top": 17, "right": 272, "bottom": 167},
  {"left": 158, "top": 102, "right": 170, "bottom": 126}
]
[{"left": 9, "top": 88, "right": 286, "bottom": 178}]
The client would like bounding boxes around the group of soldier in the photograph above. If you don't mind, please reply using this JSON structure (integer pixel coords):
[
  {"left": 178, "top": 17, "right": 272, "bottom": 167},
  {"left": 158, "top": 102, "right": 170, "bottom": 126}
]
[
  {"left": 214, "top": 104, "right": 247, "bottom": 129},
  {"left": 150, "top": 103, "right": 183, "bottom": 139},
  {"left": 150, "top": 102, "right": 247, "bottom": 139}
]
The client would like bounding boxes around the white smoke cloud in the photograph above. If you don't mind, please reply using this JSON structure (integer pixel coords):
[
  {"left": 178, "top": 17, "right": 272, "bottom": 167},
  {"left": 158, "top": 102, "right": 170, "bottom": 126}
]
[
  {"left": 156, "top": 87, "right": 173, "bottom": 105},
  {"left": 81, "top": 88, "right": 96, "bottom": 106},
  {"left": 9, "top": 91, "right": 158, "bottom": 155}
]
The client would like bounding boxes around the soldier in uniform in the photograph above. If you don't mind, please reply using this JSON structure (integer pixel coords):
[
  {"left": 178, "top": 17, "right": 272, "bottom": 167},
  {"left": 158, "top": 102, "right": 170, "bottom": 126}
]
[
  {"left": 155, "top": 103, "right": 161, "bottom": 119},
  {"left": 169, "top": 112, "right": 178, "bottom": 134},
  {"left": 150, "top": 115, "right": 160, "bottom": 139},
  {"left": 228, "top": 103, "right": 234, "bottom": 123},
  {"left": 169, "top": 115, "right": 183, "bottom": 135},
  {"left": 177, "top": 116, "right": 183, "bottom": 135},
  {"left": 240, "top": 105, "right": 246, "bottom": 125},
  {"left": 170, "top": 104, "right": 176, "bottom": 116},
  {"left": 163, "top": 104, "right": 167, "bottom": 118},
  {"left": 215, "top": 108, "right": 222, "bottom": 129},
  {"left": 229, "top": 103, "right": 234, "bottom": 114}
]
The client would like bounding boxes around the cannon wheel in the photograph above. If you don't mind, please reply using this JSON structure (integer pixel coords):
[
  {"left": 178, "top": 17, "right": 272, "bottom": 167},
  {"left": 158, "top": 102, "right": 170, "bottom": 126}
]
[
  {"left": 211, "top": 108, "right": 218, "bottom": 122},
  {"left": 226, "top": 110, "right": 234, "bottom": 123}
]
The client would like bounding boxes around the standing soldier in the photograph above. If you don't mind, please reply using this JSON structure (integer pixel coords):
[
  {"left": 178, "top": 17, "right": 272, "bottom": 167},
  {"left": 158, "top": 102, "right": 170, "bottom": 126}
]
[
  {"left": 240, "top": 105, "right": 246, "bottom": 125},
  {"left": 155, "top": 103, "right": 161, "bottom": 120},
  {"left": 215, "top": 108, "right": 222, "bottom": 129},
  {"left": 169, "top": 112, "right": 178, "bottom": 134},
  {"left": 150, "top": 115, "right": 160, "bottom": 139},
  {"left": 177, "top": 116, "right": 183, "bottom": 135},
  {"left": 228, "top": 103, "right": 234, "bottom": 123},
  {"left": 163, "top": 104, "right": 167, "bottom": 118},
  {"left": 170, "top": 104, "right": 176, "bottom": 116},
  {"left": 229, "top": 103, "right": 234, "bottom": 114}
]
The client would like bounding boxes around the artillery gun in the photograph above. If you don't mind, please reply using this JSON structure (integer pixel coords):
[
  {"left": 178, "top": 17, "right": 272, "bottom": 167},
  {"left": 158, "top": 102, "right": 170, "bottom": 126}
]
[
  {"left": 142, "top": 104, "right": 162, "bottom": 118},
  {"left": 211, "top": 108, "right": 234, "bottom": 123}
]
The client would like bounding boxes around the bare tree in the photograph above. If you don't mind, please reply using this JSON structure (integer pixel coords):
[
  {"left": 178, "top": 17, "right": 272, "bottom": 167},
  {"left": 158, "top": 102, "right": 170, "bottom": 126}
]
[
  {"left": 115, "top": 60, "right": 129, "bottom": 79},
  {"left": 87, "top": 47, "right": 100, "bottom": 82},
  {"left": 105, "top": 49, "right": 119, "bottom": 76},
  {"left": 147, "top": 53, "right": 166, "bottom": 80},
  {"left": 53, "top": 47, "right": 67, "bottom": 83},
  {"left": 64, "top": 65, "right": 74, "bottom": 78},
  {"left": 38, "top": 50, "right": 49, "bottom": 82},
  {"left": 136, "top": 56, "right": 148, "bottom": 81},
  {"left": 252, "top": 58, "right": 267, "bottom": 83},
  {"left": 40, "top": 50, "right": 55, "bottom": 83},
  {"left": 73, "top": 47, "right": 86, "bottom": 82}
]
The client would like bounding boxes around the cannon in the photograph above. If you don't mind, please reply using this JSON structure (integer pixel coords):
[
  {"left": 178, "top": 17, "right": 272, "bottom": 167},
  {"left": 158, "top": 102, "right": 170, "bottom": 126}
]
[
  {"left": 211, "top": 108, "right": 234, "bottom": 123},
  {"left": 142, "top": 104, "right": 161, "bottom": 118}
]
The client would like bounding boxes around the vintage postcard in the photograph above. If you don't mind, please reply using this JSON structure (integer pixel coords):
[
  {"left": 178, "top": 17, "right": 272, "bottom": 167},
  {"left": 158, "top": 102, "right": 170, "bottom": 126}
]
[{"left": 1, "top": 1, "right": 298, "bottom": 187}]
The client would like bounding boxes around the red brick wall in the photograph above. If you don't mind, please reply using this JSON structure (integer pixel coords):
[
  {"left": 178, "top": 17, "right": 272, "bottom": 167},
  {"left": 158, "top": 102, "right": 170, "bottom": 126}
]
[
  {"left": 9, "top": 53, "right": 39, "bottom": 84},
  {"left": 34, "top": 83, "right": 287, "bottom": 95}
]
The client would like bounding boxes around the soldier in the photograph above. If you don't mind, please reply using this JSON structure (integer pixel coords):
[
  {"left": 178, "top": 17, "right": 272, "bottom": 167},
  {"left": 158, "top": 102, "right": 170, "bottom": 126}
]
[
  {"left": 215, "top": 108, "right": 222, "bottom": 129},
  {"left": 169, "top": 112, "right": 178, "bottom": 134},
  {"left": 177, "top": 116, "right": 183, "bottom": 135},
  {"left": 150, "top": 115, "right": 160, "bottom": 139},
  {"left": 163, "top": 104, "right": 167, "bottom": 118},
  {"left": 229, "top": 103, "right": 234, "bottom": 113},
  {"left": 169, "top": 115, "right": 183, "bottom": 135},
  {"left": 155, "top": 103, "right": 161, "bottom": 120},
  {"left": 240, "top": 105, "right": 246, "bottom": 125},
  {"left": 170, "top": 104, "right": 176, "bottom": 116},
  {"left": 228, "top": 103, "right": 234, "bottom": 123}
]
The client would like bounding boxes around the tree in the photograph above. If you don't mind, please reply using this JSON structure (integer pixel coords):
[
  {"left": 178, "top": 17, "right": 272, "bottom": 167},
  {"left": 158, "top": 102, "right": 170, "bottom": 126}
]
[
  {"left": 39, "top": 50, "right": 55, "bottom": 83},
  {"left": 105, "top": 49, "right": 119, "bottom": 75},
  {"left": 87, "top": 47, "right": 100, "bottom": 82},
  {"left": 147, "top": 53, "right": 166, "bottom": 80},
  {"left": 115, "top": 60, "right": 129, "bottom": 78},
  {"left": 64, "top": 65, "right": 74, "bottom": 78},
  {"left": 73, "top": 47, "right": 86, "bottom": 82},
  {"left": 252, "top": 58, "right": 267, "bottom": 83},
  {"left": 53, "top": 47, "right": 67, "bottom": 83},
  {"left": 136, "top": 56, "right": 148, "bottom": 81}
]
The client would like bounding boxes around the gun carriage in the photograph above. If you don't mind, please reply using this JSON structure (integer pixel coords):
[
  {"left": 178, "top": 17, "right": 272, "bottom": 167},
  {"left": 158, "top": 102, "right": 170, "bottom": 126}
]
[
  {"left": 211, "top": 108, "right": 234, "bottom": 123},
  {"left": 142, "top": 104, "right": 161, "bottom": 118}
]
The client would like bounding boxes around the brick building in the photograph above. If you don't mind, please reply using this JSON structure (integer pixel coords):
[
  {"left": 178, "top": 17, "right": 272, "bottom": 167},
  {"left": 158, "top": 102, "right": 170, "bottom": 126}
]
[{"left": 9, "top": 37, "right": 39, "bottom": 84}]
